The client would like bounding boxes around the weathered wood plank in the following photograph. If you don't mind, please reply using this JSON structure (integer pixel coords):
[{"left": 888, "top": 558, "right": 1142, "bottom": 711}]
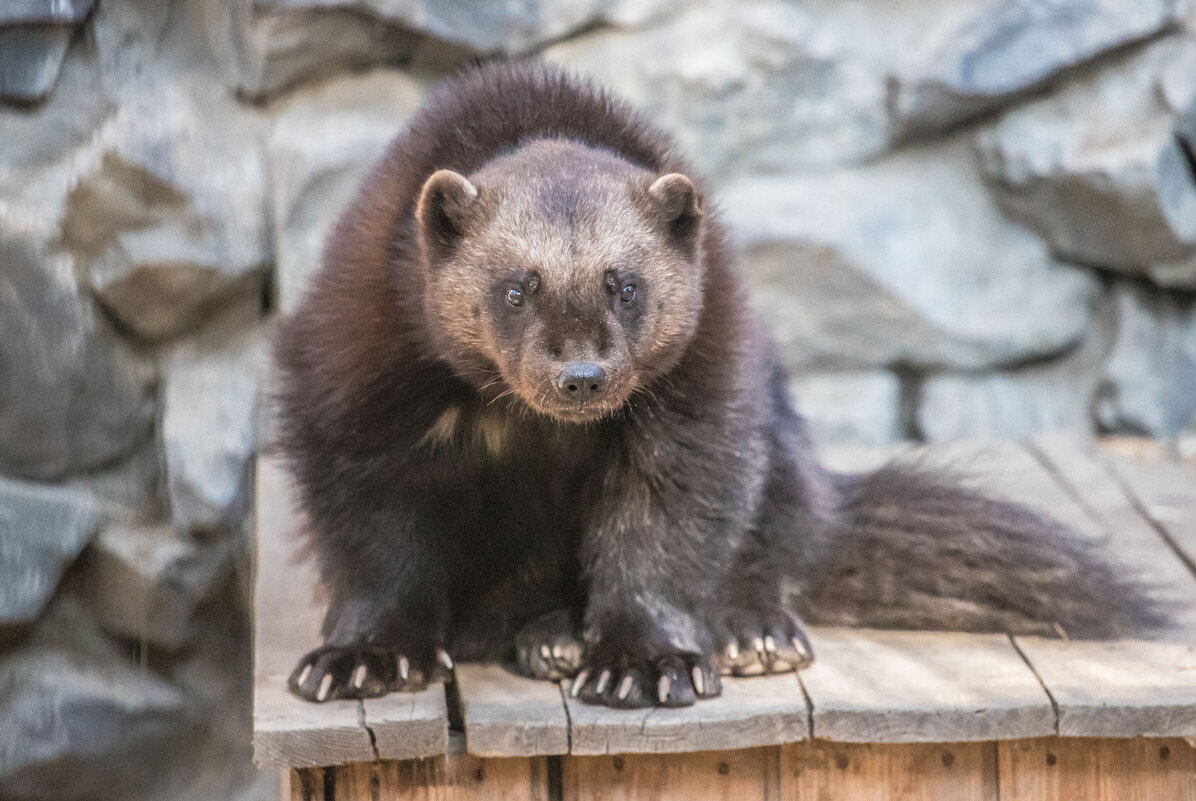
[
  {"left": 254, "top": 675, "right": 377, "bottom": 768},
  {"left": 780, "top": 740, "right": 998, "bottom": 801},
  {"left": 1018, "top": 436, "right": 1196, "bottom": 737},
  {"left": 455, "top": 663, "right": 570, "bottom": 757},
  {"left": 799, "top": 627, "right": 1054, "bottom": 743},
  {"left": 563, "top": 748, "right": 777, "bottom": 801},
  {"left": 330, "top": 755, "right": 550, "bottom": 800},
  {"left": 1014, "top": 639, "right": 1196, "bottom": 738},
  {"left": 998, "top": 737, "right": 1196, "bottom": 801},
  {"left": 562, "top": 673, "right": 808, "bottom": 755},
  {"left": 1029, "top": 434, "right": 1196, "bottom": 635},
  {"left": 1099, "top": 442, "right": 1196, "bottom": 578},
  {"left": 366, "top": 688, "right": 453, "bottom": 761},
  {"left": 253, "top": 455, "right": 449, "bottom": 767}
]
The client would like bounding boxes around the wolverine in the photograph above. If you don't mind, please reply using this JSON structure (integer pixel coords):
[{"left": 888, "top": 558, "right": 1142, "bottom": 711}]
[{"left": 275, "top": 61, "right": 1162, "bottom": 708}]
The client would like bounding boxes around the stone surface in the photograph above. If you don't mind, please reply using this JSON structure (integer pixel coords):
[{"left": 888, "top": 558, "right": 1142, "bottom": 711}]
[
  {"left": 1095, "top": 282, "right": 1196, "bottom": 437},
  {"left": 0, "top": 25, "right": 74, "bottom": 104},
  {"left": 0, "top": 478, "right": 100, "bottom": 627},
  {"left": 724, "top": 137, "right": 1101, "bottom": 371},
  {"left": 73, "top": 523, "right": 235, "bottom": 649},
  {"left": 0, "top": 232, "right": 156, "bottom": 481},
  {"left": 892, "top": 0, "right": 1182, "bottom": 136},
  {"left": 61, "top": 79, "right": 270, "bottom": 342},
  {"left": 0, "top": 603, "right": 193, "bottom": 801},
  {"left": 267, "top": 67, "right": 428, "bottom": 311},
  {"left": 918, "top": 295, "right": 1116, "bottom": 441},
  {"left": 545, "top": 0, "right": 891, "bottom": 177},
  {"left": 163, "top": 326, "right": 267, "bottom": 531},
  {"left": 789, "top": 371, "right": 904, "bottom": 449},
  {"left": 977, "top": 34, "right": 1196, "bottom": 289},
  {"left": 0, "top": 0, "right": 95, "bottom": 26}
]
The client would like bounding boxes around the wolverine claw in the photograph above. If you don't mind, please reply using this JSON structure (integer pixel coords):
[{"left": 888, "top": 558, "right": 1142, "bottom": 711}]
[{"left": 574, "top": 655, "right": 716, "bottom": 708}]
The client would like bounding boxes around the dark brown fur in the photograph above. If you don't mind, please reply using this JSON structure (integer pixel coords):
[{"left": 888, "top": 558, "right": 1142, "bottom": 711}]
[{"left": 274, "top": 62, "right": 1164, "bottom": 708}]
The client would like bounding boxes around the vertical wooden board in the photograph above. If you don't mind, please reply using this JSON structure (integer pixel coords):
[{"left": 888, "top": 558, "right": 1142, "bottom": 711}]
[
  {"left": 800, "top": 628, "right": 1054, "bottom": 743},
  {"left": 998, "top": 737, "right": 1196, "bottom": 801},
  {"left": 1100, "top": 443, "right": 1196, "bottom": 577},
  {"left": 562, "top": 747, "right": 775, "bottom": 801},
  {"left": 779, "top": 740, "right": 997, "bottom": 801},
  {"left": 339, "top": 755, "right": 549, "bottom": 800},
  {"left": 254, "top": 455, "right": 324, "bottom": 676},
  {"left": 563, "top": 673, "right": 808, "bottom": 755},
  {"left": 455, "top": 663, "right": 570, "bottom": 757},
  {"left": 1029, "top": 434, "right": 1196, "bottom": 635},
  {"left": 287, "top": 768, "right": 326, "bottom": 801}
]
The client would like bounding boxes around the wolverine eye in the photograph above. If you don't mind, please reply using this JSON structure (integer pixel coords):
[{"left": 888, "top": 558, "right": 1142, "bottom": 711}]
[
  {"left": 506, "top": 287, "right": 525, "bottom": 307},
  {"left": 620, "top": 283, "right": 637, "bottom": 304}
]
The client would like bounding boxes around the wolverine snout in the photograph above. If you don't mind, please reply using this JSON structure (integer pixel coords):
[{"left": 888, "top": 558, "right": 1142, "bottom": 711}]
[{"left": 556, "top": 361, "right": 609, "bottom": 402}]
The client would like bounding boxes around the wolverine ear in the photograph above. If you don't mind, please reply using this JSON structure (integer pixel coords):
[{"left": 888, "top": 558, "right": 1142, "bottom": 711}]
[
  {"left": 417, "top": 169, "right": 479, "bottom": 255},
  {"left": 648, "top": 173, "right": 703, "bottom": 229}
]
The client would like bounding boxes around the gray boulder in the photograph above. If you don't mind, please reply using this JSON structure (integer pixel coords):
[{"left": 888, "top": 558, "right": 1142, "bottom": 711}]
[
  {"left": 0, "top": 0, "right": 95, "bottom": 105},
  {"left": 0, "top": 0, "right": 94, "bottom": 25},
  {"left": 977, "top": 34, "right": 1196, "bottom": 289},
  {"left": 544, "top": 0, "right": 891, "bottom": 177},
  {"left": 267, "top": 68, "right": 429, "bottom": 312},
  {"left": 0, "top": 622, "right": 191, "bottom": 801},
  {"left": 892, "top": 0, "right": 1181, "bottom": 136},
  {"left": 723, "top": 137, "right": 1100, "bottom": 371},
  {"left": 61, "top": 79, "right": 270, "bottom": 342},
  {"left": 0, "top": 233, "right": 156, "bottom": 481},
  {"left": 789, "top": 371, "right": 903, "bottom": 449},
  {"left": 162, "top": 326, "right": 267, "bottom": 531},
  {"left": 918, "top": 296, "right": 1115, "bottom": 441},
  {"left": 73, "top": 523, "right": 234, "bottom": 649},
  {"left": 0, "top": 478, "right": 100, "bottom": 627},
  {"left": 0, "top": 26, "right": 74, "bottom": 105},
  {"left": 227, "top": 0, "right": 680, "bottom": 99},
  {"left": 1095, "top": 282, "right": 1196, "bottom": 437}
]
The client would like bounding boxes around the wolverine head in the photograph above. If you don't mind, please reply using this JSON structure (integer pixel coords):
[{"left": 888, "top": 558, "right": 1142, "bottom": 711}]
[{"left": 414, "top": 139, "right": 705, "bottom": 423}]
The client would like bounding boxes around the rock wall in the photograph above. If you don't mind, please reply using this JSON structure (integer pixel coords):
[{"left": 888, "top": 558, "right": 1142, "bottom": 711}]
[{"left": 2, "top": 0, "right": 1195, "bottom": 798}]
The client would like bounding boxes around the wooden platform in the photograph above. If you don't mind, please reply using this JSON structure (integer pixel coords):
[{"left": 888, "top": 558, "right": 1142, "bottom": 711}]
[{"left": 253, "top": 435, "right": 1196, "bottom": 799}]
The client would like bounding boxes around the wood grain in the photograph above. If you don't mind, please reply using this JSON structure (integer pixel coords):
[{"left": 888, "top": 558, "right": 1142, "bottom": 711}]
[
  {"left": 455, "top": 663, "right": 570, "bottom": 757},
  {"left": 329, "top": 755, "right": 550, "bottom": 800},
  {"left": 780, "top": 740, "right": 998, "bottom": 801},
  {"left": 1100, "top": 443, "right": 1196, "bottom": 579},
  {"left": 1029, "top": 434, "right": 1196, "bottom": 635},
  {"left": 563, "top": 673, "right": 809, "bottom": 755},
  {"left": 800, "top": 628, "right": 1054, "bottom": 742},
  {"left": 1014, "top": 638, "right": 1196, "bottom": 738},
  {"left": 997, "top": 737, "right": 1196, "bottom": 801},
  {"left": 563, "top": 747, "right": 777, "bottom": 801}
]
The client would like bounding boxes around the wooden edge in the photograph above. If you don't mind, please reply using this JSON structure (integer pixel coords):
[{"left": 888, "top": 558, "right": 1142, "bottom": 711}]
[
  {"left": 800, "top": 627, "right": 1055, "bottom": 743},
  {"left": 364, "top": 686, "right": 451, "bottom": 761},
  {"left": 562, "top": 673, "right": 809, "bottom": 756},
  {"left": 1013, "top": 638, "right": 1196, "bottom": 738},
  {"left": 455, "top": 663, "right": 570, "bottom": 757},
  {"left": 253, "top": 674, "right": 377, "bottom": 768}
]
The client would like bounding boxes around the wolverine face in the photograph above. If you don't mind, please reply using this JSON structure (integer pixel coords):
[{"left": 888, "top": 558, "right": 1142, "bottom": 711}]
[{"left": 415, "top": 139, "right": 705, "bottom": 423}]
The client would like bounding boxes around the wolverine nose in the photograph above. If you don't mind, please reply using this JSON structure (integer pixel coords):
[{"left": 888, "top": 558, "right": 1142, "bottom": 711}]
[{"left": 556, "top": 362, "right": 608, "bottom": 401}]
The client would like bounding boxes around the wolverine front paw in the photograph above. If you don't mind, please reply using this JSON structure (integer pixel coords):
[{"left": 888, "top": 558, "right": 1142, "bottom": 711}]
[
  {"left": 515, "top": 608, "right": 584, "bottom": 681},
  {"left": 717, "top": 608, "right": 813, "bottom": 677},
  {"left": 568, "top": 653, "right": 721, "bottom": 708},
  {"left": 288, "top": 643, "right": 454, "bottom": 702}
]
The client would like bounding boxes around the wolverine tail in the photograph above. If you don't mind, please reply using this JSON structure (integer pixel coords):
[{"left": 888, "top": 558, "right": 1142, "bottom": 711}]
[{"left": 803, "top": 460, "right": 1168, "bottom": 639}]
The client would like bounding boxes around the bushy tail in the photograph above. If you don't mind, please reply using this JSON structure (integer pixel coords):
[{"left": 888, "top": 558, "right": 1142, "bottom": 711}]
[{"left": 803, "top": 461, "right": 1168, "bottom": 639}]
